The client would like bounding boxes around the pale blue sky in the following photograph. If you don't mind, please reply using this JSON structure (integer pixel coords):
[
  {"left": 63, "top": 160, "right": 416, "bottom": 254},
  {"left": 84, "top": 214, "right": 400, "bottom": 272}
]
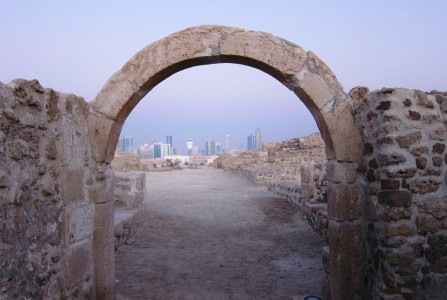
[{"left": 1, "top": 1, "right": 446, "bottom": 152}]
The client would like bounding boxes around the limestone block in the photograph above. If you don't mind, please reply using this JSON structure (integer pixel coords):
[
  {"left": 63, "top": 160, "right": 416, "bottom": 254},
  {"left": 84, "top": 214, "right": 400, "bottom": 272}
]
[
  {"left": 93, "top": 201, "right": 114, "bottom": 249},
  {"left": 430, "top": 126, "right": 446, "bottom": 140},
  {"left": 378, "top": 191, "right": 412, "bottom": 208},
  {"left": 385, "top": 221, "right": 416, "bottom": 237},
  {"left": 328, "top": 220, "right": 366, "bottom": 299},
  {"left": 408, "top": 179, "right": 440, "bottom": 194},
  {"left": 417, "top": 196, "right": 447, "bottom": 219},
  {"left": 381, "top": 179, "right": 400, "bottom": 190},
  {"left": 64, "top": 239, "right": 93, "bottom": 289},
  {"left": 327, "top": 183, "right": 362, "bottom": 221},
  {"left": 92, "top": 200, "right": 115, "bottom": 298},
  {"left": 63, "top": 204, "right": 94, "bottom": 245},
  {"left": 327, "top": 161, "right": 357, "bottom": 183},
  {"left": 382, "top": 207, "right": 412, "bottom": 221},
  {"left": 395, "top": 132, "right": 422, "bottom": 149},
  {"left": 417, "top": 214, "right": 440, "bottom": 234},
  {"left": 61, "top": 168, "right": 85, "bottom": 206},
  {"left": 87, "top": 173, "right": 113, "bottom": 204}
]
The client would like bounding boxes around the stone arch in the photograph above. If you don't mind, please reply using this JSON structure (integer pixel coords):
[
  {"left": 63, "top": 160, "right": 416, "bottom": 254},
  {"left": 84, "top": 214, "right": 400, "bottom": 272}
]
[
  {"left": 90, "top": 25, "right": 362, "bottom": 163},
  {"left": 88, "top": 25, "right": 365, "bottom": 299}
]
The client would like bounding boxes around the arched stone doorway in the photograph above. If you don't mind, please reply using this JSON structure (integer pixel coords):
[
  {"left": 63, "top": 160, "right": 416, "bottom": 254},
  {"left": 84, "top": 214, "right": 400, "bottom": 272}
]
[{"left": 88, "top": 25, "right": 365, "bottom": 299}]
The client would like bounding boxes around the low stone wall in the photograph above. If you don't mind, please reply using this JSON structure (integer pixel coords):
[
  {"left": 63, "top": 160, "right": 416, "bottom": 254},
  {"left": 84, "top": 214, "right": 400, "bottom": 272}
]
[
  {"left": 266, "top": 181, "right": 301, "bottom": 205},
  {"left": 215, "top": 133, "right": 327, "bottom": 188},
  {"left": 113, "top": 172, "right": 147, "bottom": 249},
  {"left": 112, "top": 150, "right": 141, "bottom": 172},
  {"left": 114, "top": 172, "right": 146, "bottom": 208},
  {"left": 300, "top": 164, "right": 328, "bottom": 241}
]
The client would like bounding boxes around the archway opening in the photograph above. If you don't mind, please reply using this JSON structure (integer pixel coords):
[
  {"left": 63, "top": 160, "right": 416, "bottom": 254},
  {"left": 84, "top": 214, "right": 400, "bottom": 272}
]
[{"left": 111, "top": 63, "right": 327, "bottom": 298}]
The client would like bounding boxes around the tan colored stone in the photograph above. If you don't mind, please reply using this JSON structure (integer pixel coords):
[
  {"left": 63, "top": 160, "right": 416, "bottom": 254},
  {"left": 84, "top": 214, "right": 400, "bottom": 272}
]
[
  {"left": 61, "top": 168, "right": 85, "bottom": 206},
  {"left": 327, "top": 161, "right": 357, "bottom": 183},
  {"left": 64, "top": 239, "right": 93, "bottom": 289},
  {"left": 327, "top": 183, "right": 362, "bottom": 221}
]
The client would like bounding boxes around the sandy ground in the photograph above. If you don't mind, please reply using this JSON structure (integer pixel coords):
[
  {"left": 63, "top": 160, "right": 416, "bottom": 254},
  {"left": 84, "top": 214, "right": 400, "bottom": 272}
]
[{"left": 115, "top": 168, "right": 325, "bottom": 300}]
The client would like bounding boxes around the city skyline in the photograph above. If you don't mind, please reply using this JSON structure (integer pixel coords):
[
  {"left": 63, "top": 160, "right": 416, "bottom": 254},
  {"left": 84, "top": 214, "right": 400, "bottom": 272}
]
[{"left": 119, "top": 127, "right": 264, "bottom": 156}]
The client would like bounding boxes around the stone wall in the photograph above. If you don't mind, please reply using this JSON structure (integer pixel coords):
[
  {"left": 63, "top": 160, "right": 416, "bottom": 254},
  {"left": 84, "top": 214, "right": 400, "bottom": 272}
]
[
  {"left": 353, "top": 87, "right": 447, "bottom": 299},
  {"left": 215, "top": 133, "right": 327, "bottom": 188},
  {"left": 114, "top": 172, "right": 146, "bottom": 208},
  {"left": 0, "top": 80, "right": 95, "bottom": 298},
  {"left": 111, "top": 150, "right": 141, "bottom": 172},
  {"left": 2, "top": 77, "right": 447, "bottom": 299},
  {"left": 300, "top": 164, "right": 329, "bottom": 241}
]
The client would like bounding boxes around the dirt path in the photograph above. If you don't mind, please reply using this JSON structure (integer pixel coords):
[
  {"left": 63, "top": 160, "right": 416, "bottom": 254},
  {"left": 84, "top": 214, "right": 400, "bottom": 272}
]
[{"left": 115, "top": 168, "right": 325, "bottom": 299}]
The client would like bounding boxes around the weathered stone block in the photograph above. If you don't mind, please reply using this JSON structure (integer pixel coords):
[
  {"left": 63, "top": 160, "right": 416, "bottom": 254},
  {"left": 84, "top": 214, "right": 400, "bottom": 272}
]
[
  {"left": 64, "top": 239, "right": 93, "bottom": 289},
  {"left": 63, "top": 204, "right": 94, "bottom": 245},
  {"left": 408, "top": 110, "right": 421, "bottom": 120},
  {"left": 395, "top": 132, "right": 422, "bottom": 149},
  {"left": 383, "top": 207, "right": 412, "bottom": 221},
  {"left": 326, "top": 161, "right": 357, "bottom": 183},
  {"left": 416, "top": 157, "right": 427, "bottom": 169},
  {"left": 381, "top": 179, "right": 400, "bottom": 190},
  {"left": 385, "top": 221, "right": 416, "bottom": 237},
  {"left": 408, "top": 179, "right": 440, "bottom": 194},
  {"left": 417, "top": 214, "right": 440, "bottom": 234},
  {"left": 378, "top": 153, "right": 407, "bottom": 166},
  {"left": 432, "top": 156, "right": 443, "bottom": 167},
  {"left": 328, "top": 220, "right": 365, "bottom": 299},
  {"left": 410, "top": 146, "right": 429, "bottom": 156},
  {"left": 378, "top": 191, "right": 412, "bottom": 208},
  {"left": 430, "top": 126, "right": 447, "bottom": 140},
  {"left": 417, "top": 196, "right": 447, "bottom": 219},
  {"left": 432, "top": 143, "right": 446, "bottom": 154},
  {"left": 61, "top": 168, "right": 85, "bottom": 206},
  {"left": 415, "top": 90, "right": 434, "bottom": 108},
  {"left": 327, "top": 183, "right": 362, "bottom": 221}
]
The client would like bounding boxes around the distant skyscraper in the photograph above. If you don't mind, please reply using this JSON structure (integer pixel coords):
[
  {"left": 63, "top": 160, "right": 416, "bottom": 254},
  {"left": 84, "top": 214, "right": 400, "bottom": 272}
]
[
  {"left": 205, "top": 140, "right": 216, "bottom": 156},
  {"left": 117, "top": 136, "right": 133, "bottom": 153},
  {"left": 225, "top": 134, "right": 230, "bottom": 153},
  {"left": 153, "top": 142, "right": 171, "bottom": 158},
  {"left": 247, "top": 134, "right": 255, "bottom": 151},
  {"left": 255, "top": 127, "right": 262, "bottom": 150},
  {"left": 166, "top": 135, "right": 173, "bottom": 155},
  {"left": 186, "top": 138, "right": 194, "bottom": 155}
]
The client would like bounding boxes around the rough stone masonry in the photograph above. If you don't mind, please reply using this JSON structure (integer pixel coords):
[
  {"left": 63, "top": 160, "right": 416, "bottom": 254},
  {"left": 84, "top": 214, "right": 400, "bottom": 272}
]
[{"left": 0, "top": 25, "right": 447, "bottom": 299}]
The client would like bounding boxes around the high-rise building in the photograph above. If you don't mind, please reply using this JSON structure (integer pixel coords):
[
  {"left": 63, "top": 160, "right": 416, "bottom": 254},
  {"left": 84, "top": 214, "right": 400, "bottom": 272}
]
[
  {"left": 205, "top": 140, "right": 216, "bottom": 156},
  {"left": 247, "top": 134, "right": 255, "bottom": 151},
  {"left": 153, "top": 142, "right": 171, "bottom": 158},
  {"left": 225, "top": 134, "right": 230, "bottom": 153},
  {"left": 117, "top": 136, "right": 133, "bottom": 153},
  {"left": 186, "top": 138, "right": 194, "bottom": 155},
  {"left": 166, "top": 135, "right": 173, "bottom": 155},
  {"left": 255, "top": 127, "right": 262, "bottom": 150}
]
